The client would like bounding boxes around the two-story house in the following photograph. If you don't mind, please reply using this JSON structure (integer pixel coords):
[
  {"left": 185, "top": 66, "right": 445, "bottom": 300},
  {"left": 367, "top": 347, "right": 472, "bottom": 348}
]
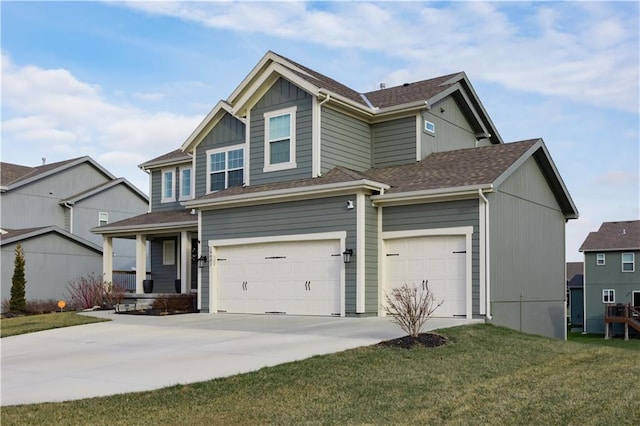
[
  {"left": 1, "top": 156, "right": 148, "bottom": 305},
  {"left": 579, "top": 220, "right": 640, "bottom": 336},
  {"left": 94, "top": 51, "right": 578, "bottom": 339}
]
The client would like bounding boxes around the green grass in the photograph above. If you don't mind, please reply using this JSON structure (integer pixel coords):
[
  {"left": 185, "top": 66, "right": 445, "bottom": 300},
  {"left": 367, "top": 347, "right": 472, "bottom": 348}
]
[
  {"left": 568, "top": 330, "right": 640, "bottom": 350},
  {"left": 2, "top": 324, "right": 639, "bottom": 425},
  {"left": 0, "top": 311, "right": 109, "bottom": 337}
]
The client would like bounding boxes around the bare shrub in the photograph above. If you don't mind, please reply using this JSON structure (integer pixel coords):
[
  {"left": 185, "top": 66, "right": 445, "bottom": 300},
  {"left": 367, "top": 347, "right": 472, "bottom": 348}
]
[
  {"left": 25, "top": 299, "right": 61, "bottom": 314},
  {"left": 67, "top": 273, "right": 124, "bottom": 309},
  {"left": 151, "top": 295, "right": 195, "bottom": 313},
  {"left": 384, "top": 281, "right": 444, "bottom": 337}
]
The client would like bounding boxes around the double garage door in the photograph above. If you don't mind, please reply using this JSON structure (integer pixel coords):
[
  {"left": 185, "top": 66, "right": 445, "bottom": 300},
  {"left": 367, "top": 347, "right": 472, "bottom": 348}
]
[
  {"left": 216, "top": 239, "right": 342, "bottom": 316},
  {"left": 385, "top": 235, "right": 467, "bottom": 317}
]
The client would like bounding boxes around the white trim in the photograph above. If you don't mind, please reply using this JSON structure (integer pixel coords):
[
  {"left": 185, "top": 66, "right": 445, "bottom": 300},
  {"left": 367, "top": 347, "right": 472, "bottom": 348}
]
[
  {"left": 596, "top": 253, "right": 606, "bottom": 266},
  {"left": 356, "top": 193, "right": 366, "bottom": 313},
  {"left": 135, "top": 234, "right": 147, "bottom": 294},
  {"left": 208, "top": 231, "right": 347, "bottom": 317},
  {"left": 205, "top": 144, "right": 245, "bottom": 194},
  {"left": 602, "top": 289, "right": 615, "bottom": 303},
  {"left": 160, "top": 168, "right": 176, "bottom": 203},
  {"left": 179, "top": 166, "right": 193, "bottom": 201},
  {"left": 197, "top": 210, "right": 202, "bottom": 311},
  {"left": 424, "top": 119, "right": 435, "bottom": 134},
  {"left": 377, "top": 205, "right": 384, "bottom": 316},
  {"left": 478, "top": 198, "right": 486, "bottom": 315},
  {"left": 312, "top": 96, "right": 321, "bottom": 178},
  {"left": 380, "top": 226, "right": 474, "bottom": 319},
  {"left": 415, "top": 114, "right": 421, "bottom": 161},
  {"left": 263, "top": 106, "right": 297, "bottom": 173},
  {"left": 245, "top": 109, "right": 251, "bottom": 186},
  {"left": 98, "top": 211, "right": 108, "bottom": 226}
]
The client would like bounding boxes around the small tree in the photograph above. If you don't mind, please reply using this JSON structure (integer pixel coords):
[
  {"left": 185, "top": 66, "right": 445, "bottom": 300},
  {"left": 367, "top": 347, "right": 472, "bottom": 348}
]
[
  {"left": 9, "top": 244, "right": 27, "bottom": 312},
  {"left": 384, "top": 281, "right": 443, "bottom": 337}
]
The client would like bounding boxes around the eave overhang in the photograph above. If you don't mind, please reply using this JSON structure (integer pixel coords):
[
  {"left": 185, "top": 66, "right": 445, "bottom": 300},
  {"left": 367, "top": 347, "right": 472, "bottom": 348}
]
[
  {"left": 371, "top": 184, "right": 493, "bottom": 207},
  {"left": 91, "top": 220, "right": 197, "bottom": 237}
]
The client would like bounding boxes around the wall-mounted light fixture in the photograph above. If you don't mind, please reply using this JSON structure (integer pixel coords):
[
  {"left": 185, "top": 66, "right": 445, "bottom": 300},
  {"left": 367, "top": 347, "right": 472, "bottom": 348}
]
[
  {"left": 197, "top": 255, "right": 208, "bottom": 268},
  {"left": 342, "top": 249, "right": 353, "bottom": 264},
  {"left": 346, "top": 200, "right": 354, "bottom": 210}
]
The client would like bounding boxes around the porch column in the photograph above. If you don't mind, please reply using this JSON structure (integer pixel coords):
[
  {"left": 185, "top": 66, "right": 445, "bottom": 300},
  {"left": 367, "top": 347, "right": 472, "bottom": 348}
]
[
  {"left": 102, "top": 236, "right": 113, "bottom": 283},
  {"left": 135, "top": 234, "right": 147, "bottom": 294},
  {"left": 180, "top": 231, "right": 191, "bottom": 294}
]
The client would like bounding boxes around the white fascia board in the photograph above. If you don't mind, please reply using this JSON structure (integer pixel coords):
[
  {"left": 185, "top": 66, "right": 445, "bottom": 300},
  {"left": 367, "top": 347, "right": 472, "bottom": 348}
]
[
  {"left": 371, "top": 184, "right": 493, "bottom": 206},
  {"left": 138, "top": 155, "right": 193, "bottom": 171},
  {"left": 492, "top": 139, "right": 542, "bottom": 189},
  {"left": 233, "top": 63, "right": 321, "bottom": 117},
  {"left": 184, "top": 179, "right": 390, "bottom": 210},
  {"left": 180, "top": 101, "right": 239, "bottom": 153},
  {"left": 372, "top": 100, "right": 430, "bottom": 119},
  {"left": 1, "top": 226, "right": 102, "bottom": 253},
  {"left": 91, "top": 221, "right": 197, "bottom": 236},
  {"left": 580, "top": 247, "right": 640, "bottom": 253}
]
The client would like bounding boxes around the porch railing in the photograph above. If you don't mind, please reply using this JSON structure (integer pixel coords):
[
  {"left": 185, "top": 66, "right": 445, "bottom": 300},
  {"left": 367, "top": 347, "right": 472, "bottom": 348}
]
[
  {"left": 604, "top": 303, "right": 640, "bottom": 340},
  {"left": 112, "top": 270, "right": 151, "bottom": 293}
]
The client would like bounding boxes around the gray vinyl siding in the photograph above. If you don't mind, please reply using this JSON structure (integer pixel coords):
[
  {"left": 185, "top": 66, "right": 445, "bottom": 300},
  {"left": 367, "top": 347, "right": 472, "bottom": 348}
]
[
  {"left": 382, "top": 199, "right": 481, "bottom": 315},
  {"left": 420, "top": 97, "right": 485, "bottom": 158},
  {"left": 200, "top": 195, "right": 359, "bottom": 314},
  {"left": 249, "top": 78, "right": 313, "bottom": 185},
  {"left": 364, "top": 195, "right": 379, "bottom": 313},
  {"left": 321, "top": 107, "right": 371, "bottom": 173},
  {"left": 584, "top": 250, "right": 640, "bottom": 334},
  {"left": 0, "top": 235, "right": 102, "bottom": 306},
  {"left": 489, "top": 156, "right": 567, "bottom": 339},
  {"left": 1, "top": 163, "right": 110, "bottom": 230},
  {"left": 149, "top": 238, "right": 179, "bottom": 293},
  {"left": 195, "top": 113, "right": 246, "bottom": 197},
  {"left": 372, "top": 116, "right": 416, "bottom": 167}
]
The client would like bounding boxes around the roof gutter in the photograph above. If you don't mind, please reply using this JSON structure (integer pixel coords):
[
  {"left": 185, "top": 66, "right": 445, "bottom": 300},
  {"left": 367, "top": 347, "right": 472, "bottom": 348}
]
[
  {"left": 183, "top": 179, "right": 390, "bottom": 210},
  {"left": 478, "top": 188, "right": 492, "bottom": 320},
  {"left": 63, "top": 202, "right": 74, "bottom": 234},
  {"left": 371, "top": 184, "right": 493, "bottom": 206}
]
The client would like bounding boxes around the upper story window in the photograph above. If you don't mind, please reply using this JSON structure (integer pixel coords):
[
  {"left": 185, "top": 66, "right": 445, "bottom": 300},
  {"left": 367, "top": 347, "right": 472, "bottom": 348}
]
[
  {"left": 179, "top": 167, "right": 192, "bottom": 200},
  {"left": 207, "top": 145, "right": 244, "bottom": 193},
  {"left": 622, "top": 253, "right": 635, "bottom": 272},
  {"left": 98, "top": 212, "right": 108, "bottom": 226},
  {"left": 596, "top": 253, "right": 605, "bottom": 266},
  {"left": 424, "top": 120, "right": 435, "bottom": 133},
  {"left": 264, "top": 106, "right": 297, "bottom": 172},
  {"left": 161, "top": 168, "right": 175, "bottom": 203}
]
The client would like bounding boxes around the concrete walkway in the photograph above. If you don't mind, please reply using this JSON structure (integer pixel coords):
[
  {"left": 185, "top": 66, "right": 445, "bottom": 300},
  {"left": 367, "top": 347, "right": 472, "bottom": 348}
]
[{"left": 1, "top": 311, "right": 481, "bottom": 406}]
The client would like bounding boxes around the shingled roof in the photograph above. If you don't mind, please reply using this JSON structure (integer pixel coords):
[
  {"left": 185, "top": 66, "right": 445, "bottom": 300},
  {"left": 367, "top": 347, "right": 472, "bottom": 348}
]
[
  {"left": 579, "top": 220, "right": 640, "bottom": 252},
  {"left": 363, "top": 74, "right": 461, "bottom": 109},
  {"left": 1, "top": 158, "right": 81, "bottom": 186},
  {"left": 92, "top": 210, "right": 197, "bottom": 233},
  {"left": 139, "top": 149, "right": 191, "bottom": 169}
]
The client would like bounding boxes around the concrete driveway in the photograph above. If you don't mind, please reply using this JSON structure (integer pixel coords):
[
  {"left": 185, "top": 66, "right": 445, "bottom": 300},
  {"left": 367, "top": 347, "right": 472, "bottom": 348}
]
[{"left": 1, "top": 311, "right": 480, "bottom": 406}]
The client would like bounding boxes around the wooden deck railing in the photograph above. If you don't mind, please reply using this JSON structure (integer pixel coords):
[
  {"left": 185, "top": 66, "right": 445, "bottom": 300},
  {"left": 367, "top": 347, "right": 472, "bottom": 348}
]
[{"left": 604, "top": 303, "right": 640, "bottom": 340}]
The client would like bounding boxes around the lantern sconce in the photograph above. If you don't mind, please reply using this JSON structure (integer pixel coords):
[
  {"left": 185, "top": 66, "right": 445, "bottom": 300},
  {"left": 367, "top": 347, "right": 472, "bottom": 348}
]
[
  {"left": 342, "top": 249, "right": 353, "bottom": 264},
  {"left": 197, "top": 255, "right": 208, "bottom": 268}
]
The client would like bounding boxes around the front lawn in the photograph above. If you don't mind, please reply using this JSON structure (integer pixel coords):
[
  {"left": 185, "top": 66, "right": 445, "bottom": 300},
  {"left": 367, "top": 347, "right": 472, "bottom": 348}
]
[
  {"left": 568, "top": 330, "right": 640, "bottom": 350},
  {"left": 2, "top": 324, "right": 639, "bottom": 425},
  {"left": 0, "top": 311, "right": 109, "bottom": 337}
]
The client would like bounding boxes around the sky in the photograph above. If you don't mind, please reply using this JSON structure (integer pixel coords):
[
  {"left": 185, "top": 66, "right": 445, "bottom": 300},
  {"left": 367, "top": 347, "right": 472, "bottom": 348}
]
[{"left": 1, "top": 1, "right": 638, "bottom": 262}]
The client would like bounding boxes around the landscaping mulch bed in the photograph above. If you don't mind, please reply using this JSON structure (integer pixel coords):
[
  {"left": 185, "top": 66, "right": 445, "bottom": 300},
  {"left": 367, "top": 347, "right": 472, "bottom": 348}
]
[{"left": 378, "top": 332, "right": 449, "bottom": 349}]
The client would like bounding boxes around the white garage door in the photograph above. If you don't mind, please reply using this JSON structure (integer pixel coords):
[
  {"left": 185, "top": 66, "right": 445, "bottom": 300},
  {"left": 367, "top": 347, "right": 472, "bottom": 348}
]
[
  {"left": 216, "top": 239, "right": 341, "bottom": 316},
  {"left": 385, "top": 235, "right": 466, "bottom": 317}
]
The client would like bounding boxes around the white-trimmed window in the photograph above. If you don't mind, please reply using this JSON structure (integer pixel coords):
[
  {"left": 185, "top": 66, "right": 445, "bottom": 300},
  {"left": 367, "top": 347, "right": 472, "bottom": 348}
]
[
  {"left": 161, "top": 168, "right": 175, "bottom": 203},
  {"left": 179, "top": 166, "right": 192, "bottom": 200},
  {"left": 424, "top": 120, "right": 435, "bottom": 133},
  {"left": 602, "top": 289, "right": 615, "bottom": 303},
  {"left": 98, "top": 212, "right": 108, "bottom": 226},
  {"left": 163, "top": 240, "right": 175, "bottom": 265},
  {"left": 622, "top": 253, "right": 635, "bottom": 272},
  {"left": 206, "top": 145, "right": 244, "bottom": 193},
  {"left": 596, "top": 253, "right": 605, "bottom": 266},
  {"left": 264, "top": 106, "right": 297, "bottom": 172}
]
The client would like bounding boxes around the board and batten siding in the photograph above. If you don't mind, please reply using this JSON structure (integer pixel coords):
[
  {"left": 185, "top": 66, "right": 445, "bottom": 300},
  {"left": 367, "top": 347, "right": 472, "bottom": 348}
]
[
  {"left": 372, "top": 116, "right": 416, "bottom": 167},
  {"left": 382, "top": 199, "right": 481, "bottom": 315},
  {"left": 194, "top": 112, "right": 246, "bottom": 197},
  {"left": 200, "top": 195, "right": 359, "bottom": 313},
  {"left": 421, "top": 97, "right": 486, "bottom": 158},
  {"left": 249, "top": 78, "right": 313, "bottom": 185},
  {"left": 489, "top": 156, "right": 567, "bottom": 339},
  {"left": 583, "top": 250, "right": 640, "bottom": 334},
  {"left": 321, "top": 106, "right": 372, "bottom": 173}
]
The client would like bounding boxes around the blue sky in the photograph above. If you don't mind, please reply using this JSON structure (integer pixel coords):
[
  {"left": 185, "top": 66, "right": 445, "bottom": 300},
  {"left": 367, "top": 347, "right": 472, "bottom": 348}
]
[{"left": 2, "top": 1, "right": 638, "bottom": 261}]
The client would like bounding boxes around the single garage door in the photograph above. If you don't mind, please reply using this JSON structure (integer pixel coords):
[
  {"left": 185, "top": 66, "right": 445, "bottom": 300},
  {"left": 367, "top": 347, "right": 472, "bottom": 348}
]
[
  {"left": 216, "top": 239, "right": 341, "bottom": 316},
  {"left": 385, "top": 235, "right": 466, "bottom": 317}
]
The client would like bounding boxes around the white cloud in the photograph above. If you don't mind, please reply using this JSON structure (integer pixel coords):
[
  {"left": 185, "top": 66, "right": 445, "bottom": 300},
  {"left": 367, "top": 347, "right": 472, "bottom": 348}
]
[
  {"left": 116, "top": 1, "right": 639, "bottom": 113},
  {"left": 1, "top": 52, "right": 202, "bottom": 193}
]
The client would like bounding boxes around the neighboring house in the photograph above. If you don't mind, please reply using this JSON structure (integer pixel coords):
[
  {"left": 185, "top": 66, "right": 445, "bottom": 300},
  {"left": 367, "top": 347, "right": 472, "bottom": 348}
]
[
  {"left": 94, "top": 51, "right": 578, "bottom": 339},
  {"left": 1, "top": 157, "right": 148, "bottom": 305},
  {"left": 579, "top": 220, "right": 640, "bottom": 335},
  {"left": 566, "top": 262, "right": 584, "bottom": 327}
]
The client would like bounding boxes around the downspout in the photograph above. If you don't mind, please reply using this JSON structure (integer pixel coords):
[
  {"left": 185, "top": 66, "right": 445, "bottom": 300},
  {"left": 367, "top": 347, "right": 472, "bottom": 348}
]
[
  {"left": 316, "top": 94, "right": 331, "bottom": 178},
  {"left": 63, "top": 202, "right": 74, "bottom": 234},
  {"left": 478, "top": 188, "right": 492, "bottom": 320}
]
